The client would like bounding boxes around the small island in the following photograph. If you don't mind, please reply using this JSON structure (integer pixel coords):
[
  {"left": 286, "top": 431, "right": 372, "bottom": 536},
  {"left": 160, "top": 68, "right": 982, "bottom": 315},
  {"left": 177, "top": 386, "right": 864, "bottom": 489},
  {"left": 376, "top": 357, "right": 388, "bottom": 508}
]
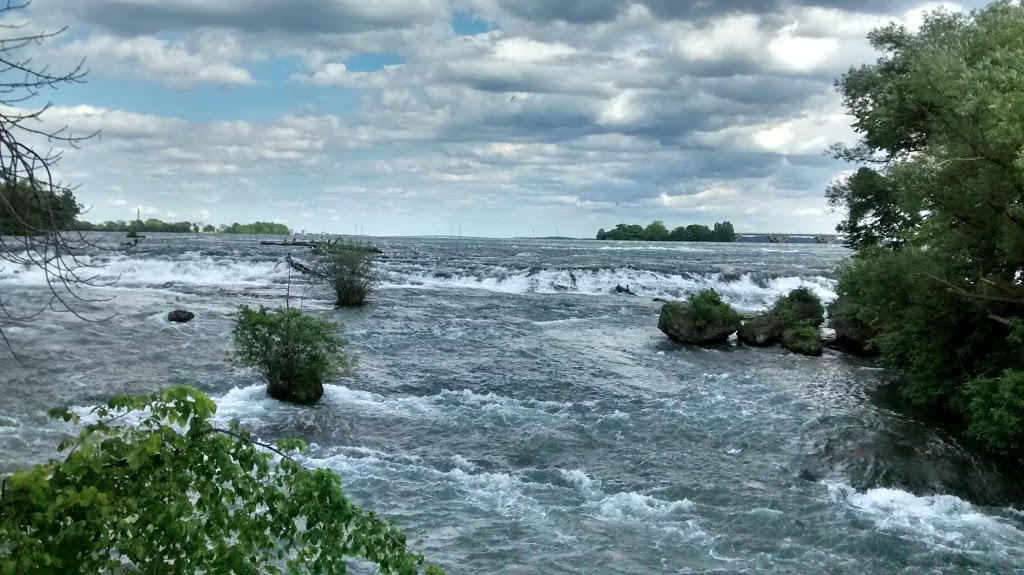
[{"left": 596, "top": 220, "right": 735, "bottom": 242}]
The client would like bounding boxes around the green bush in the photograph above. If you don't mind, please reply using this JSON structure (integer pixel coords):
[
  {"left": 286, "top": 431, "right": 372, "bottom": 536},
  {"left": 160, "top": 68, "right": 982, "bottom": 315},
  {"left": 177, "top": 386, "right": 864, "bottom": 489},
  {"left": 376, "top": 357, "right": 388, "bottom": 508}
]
[
  {"left": 0, "top": 386, "right": 444, "bottom": 574},
  {"left": 689, "top": 289, "right": 739, "bottom": 329},
  {"left": 782, "top": 324, "right": 824, "bottom": 356},
  {"left": 658, "top": 289, "right": 742, "bottom": 344},
  {"left": 231, "top": 305, "right": 355, "bottom": 404},
  {"left": 313, "top": 244, "right": 377, "bottom": 307},
  {"left": 771, "top": 287, "right": 825, "bottom": 328},
  {"left": 965, "top": 370, "right": 1024, "bottom": 455}
]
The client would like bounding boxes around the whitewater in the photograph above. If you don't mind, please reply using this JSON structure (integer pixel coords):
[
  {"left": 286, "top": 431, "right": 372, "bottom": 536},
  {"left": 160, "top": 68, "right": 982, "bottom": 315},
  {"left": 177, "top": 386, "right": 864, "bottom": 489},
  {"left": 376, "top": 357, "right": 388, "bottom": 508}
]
[{"left": 2, "top": 234, "right": 1023, "bottom": 574}]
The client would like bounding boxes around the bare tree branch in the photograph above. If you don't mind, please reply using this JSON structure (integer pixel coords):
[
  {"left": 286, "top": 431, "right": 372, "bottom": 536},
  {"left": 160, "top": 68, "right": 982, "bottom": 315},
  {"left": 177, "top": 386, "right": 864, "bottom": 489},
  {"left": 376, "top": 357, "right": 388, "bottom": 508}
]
[{"left": 0, "top": 0, "right": 110, "bottom": 362}]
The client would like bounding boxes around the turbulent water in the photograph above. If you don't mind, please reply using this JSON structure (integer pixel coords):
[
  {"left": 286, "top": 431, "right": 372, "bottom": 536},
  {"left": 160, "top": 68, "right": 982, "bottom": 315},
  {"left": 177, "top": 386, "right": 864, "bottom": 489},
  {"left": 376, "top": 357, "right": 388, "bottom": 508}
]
[{"left": 3, "top": 234, "right": 1024, "bottom": 574}]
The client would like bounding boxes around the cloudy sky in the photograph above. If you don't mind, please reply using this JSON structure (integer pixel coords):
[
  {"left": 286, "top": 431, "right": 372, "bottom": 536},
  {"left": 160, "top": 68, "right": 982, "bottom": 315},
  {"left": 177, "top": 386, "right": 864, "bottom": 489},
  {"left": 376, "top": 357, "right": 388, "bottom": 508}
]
[{"left": 11, "top": 0, "right": 978, "bottom": 237}]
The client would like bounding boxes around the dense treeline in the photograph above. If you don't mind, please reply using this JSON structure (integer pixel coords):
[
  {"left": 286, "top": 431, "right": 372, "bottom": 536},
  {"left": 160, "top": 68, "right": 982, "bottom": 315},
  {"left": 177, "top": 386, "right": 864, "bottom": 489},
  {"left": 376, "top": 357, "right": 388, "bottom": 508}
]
[
  {"left": 0, "top": 180, "right": 80, "bottom": 235},
  {"left": 221, "top": 221, "right": 291, "bottom": 235},
  {"left": 827, "top": 1, "right": 1024, "bottom": 457},
  {"left": 597, "top": 220, "right": 735, "bottom": 242},
  {"left": 74, "top": 219, "right": 291, "bottom": 235}
]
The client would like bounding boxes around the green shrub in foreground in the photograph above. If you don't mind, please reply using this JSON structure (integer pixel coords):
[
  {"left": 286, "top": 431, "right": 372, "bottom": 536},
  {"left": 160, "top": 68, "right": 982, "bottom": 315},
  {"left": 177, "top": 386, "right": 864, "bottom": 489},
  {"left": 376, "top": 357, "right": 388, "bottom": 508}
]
[
  {"left": 232, "top": 305, "right": 355, "bottom": 404},
  {"left": 0, "top": 386, "right": 444, "bottom": 574}
]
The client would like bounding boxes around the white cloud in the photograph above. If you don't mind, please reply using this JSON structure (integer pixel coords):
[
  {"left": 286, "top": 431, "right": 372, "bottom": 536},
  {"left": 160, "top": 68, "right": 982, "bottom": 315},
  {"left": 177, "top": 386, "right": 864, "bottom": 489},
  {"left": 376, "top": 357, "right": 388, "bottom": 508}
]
[
  {"left": 4, "top": 0, "right": 986, "bottom": 235},
  {"left": 53, "top": 35, "right": 254, "bottom": 87},
  {"left": 292, "top": 62, "right": 408, "bottom": 88}
]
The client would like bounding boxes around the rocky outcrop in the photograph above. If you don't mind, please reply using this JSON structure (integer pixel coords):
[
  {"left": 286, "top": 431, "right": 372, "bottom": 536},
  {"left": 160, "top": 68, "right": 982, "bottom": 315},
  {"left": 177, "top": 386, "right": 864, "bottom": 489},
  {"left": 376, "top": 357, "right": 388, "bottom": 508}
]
[
  {"left": 658, "top": 290, "right": 741, "bottom": 344},
  {"left": 614, "top": 284, "right": 638, "bottom": 296},
  {"left": 782, "top": 325, "right": 823, "bottom": 356},
  {"left": 168, "top": 309, "right": 195, "bottom": 323},
  {"left": 738, "top": 313, "right": 783, "bottom": 346},
  {"left": 732, "top": 288, "right": 826, "bottom": 355},
  {"left": 827, "top": 296, "right": 879, "bottom": 356},
  {"left": 772, "top": 287, "right": 825, "bottom": 327}
]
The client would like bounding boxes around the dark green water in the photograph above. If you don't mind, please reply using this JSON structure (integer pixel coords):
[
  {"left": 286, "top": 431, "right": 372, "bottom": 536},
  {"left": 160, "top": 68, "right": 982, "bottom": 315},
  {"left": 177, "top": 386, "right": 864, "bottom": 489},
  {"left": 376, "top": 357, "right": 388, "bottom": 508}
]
[{"left": 2, "top": 235, "right": 1023, "bottom": 573}]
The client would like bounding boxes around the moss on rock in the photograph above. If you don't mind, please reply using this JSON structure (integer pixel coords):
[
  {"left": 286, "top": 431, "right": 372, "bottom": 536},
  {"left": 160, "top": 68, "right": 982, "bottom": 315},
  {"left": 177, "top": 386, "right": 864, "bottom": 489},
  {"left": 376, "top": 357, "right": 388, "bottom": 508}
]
[
  {"left": 782, "top": 324, "right": 824, "bottom": 356},
  {"left": 658, "top": 290, "right": 741, "bottom": 344},
  {"left": 738, "top": 313, "right": 783, "bottom": 346},
  {"left": 772, "top": 287, "right": 825, "bottom": 328}
]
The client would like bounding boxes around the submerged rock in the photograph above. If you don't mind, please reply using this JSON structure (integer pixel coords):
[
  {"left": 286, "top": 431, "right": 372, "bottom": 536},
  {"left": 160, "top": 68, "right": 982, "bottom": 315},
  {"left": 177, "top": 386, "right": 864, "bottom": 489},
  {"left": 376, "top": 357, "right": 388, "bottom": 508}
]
[
  {"left": 266, "top": 379, "right": 323, "bottom": 405},
  {"left": 167, "top": 309, "right": 195, "bottom": 323},
  {"left": 738, "top": 313, "right": 783, "bottom": 346},
  {"left": 782, "top": 324, "right": 823, "bottom": 356},
  {"left": 658, "top": 290, "right": 741, "bottom": 344},
  {"left": 614, "top": 284, "right": 638, "bottom": 296}
]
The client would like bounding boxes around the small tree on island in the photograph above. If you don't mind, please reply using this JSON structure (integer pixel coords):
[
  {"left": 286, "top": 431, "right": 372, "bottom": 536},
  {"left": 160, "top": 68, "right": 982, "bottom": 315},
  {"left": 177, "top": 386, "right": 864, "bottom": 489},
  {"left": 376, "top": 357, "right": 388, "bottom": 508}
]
[
  {"left": 313, "top": 243, "right": 378, "bottom": 307},
  {"left": 0, "top": 386, "right": 444, "bottom": 574},
  {"left": 232, "top": 305, "right": 356, "bottom": 404}
]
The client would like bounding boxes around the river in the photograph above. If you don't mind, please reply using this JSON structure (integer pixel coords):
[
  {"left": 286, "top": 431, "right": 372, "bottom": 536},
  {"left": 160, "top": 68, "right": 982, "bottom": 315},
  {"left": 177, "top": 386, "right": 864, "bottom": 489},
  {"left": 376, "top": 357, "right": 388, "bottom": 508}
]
[{"left": 2, "top": 234, "right": 1023, "bottom": 573}]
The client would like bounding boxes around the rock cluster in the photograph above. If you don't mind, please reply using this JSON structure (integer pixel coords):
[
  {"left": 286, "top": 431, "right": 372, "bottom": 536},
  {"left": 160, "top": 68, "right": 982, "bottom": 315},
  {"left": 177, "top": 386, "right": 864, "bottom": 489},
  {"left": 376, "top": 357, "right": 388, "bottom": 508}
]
[{"left": 658, "top": 287, "right": 830, "bottom": 357}]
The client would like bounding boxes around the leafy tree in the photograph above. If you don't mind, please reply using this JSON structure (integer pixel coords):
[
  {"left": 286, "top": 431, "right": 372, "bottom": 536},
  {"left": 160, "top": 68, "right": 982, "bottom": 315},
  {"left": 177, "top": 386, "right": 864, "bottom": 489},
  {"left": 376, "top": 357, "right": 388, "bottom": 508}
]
[
  {"left": 202, "top": 224, "right": 217, "bottom": 233},
  {"left": 232, "top": 305, "right": 355, "bottom": 404},
  {"left": 644, "top": 220, "right": 669, "bottom": 241},
  {"left": 0, "top": 180, "right": 80, "bottom": 235},
  {"left": 601, "top": 223, "right": 646, "bottom": 240},
  {"left": 313, "top": 244, "right": 378, "bottom": 307},
  {"left": 713, "top": 221, "right": 736, "bottom": 242},
  {"left": 596, "top": 228, "right": 606, "bottom": 240},
  {"left": 827, "top": 1, "right": 1024, "bottom": 456},
  {"left": 0, "top": 386, "right": 444, "bottom": 574}
]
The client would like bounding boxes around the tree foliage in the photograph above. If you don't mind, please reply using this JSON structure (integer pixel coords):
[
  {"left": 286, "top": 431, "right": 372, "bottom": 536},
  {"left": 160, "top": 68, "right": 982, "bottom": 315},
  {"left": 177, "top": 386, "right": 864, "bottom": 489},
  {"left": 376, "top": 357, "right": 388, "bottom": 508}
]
[
  {"left": 827, "top": 1, "right": 1024, "bottom": 457},
  {"left": 232, "top": 305, "right": 355, "bottom": 404},
  {"left": 0, "top": 386, "right": 444, "bottom": 574},
  {"left": 598, "top": 220, "right": 735, "bottom": 242},
  {"left": 0, "top": 180, "right": 79, "bottom": 235},
  {"left": 222, "top": 221, "right": 291, "bottom": 235}
]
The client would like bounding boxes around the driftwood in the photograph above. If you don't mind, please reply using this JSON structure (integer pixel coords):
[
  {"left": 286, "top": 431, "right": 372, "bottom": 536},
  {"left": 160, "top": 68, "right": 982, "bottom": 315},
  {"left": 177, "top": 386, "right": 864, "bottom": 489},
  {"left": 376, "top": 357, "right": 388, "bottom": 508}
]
[
  {"left": 261, "top": 240, "right": 323, "bottom": 247},
  {"left": 285, "top": 254, "right": 319, "bottom": 277}
]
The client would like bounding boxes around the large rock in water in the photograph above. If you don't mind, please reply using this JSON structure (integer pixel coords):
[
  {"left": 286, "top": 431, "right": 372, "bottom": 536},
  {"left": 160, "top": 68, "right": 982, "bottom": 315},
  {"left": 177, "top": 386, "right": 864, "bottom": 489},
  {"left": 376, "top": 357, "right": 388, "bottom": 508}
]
[
  {"left": 266, "top": 378, "right": 323, "bottom": 405},
  {"left": 168, "top": 309, "right": 195, "bottom": 323},
  {"left": 782, "top": 325, "right": 823, "bottom": 356},
  {"left": 658, "top": 291, "right": 741, "bottom": 344},
  {"left": 738, "top": 313, "right": 782, "bottom": 346},
  {"left": 771, "top": 287, "right": 825, "bottom": 327},
  {"left": 827, "top": 297, "right": 879, "bottom": 356}
]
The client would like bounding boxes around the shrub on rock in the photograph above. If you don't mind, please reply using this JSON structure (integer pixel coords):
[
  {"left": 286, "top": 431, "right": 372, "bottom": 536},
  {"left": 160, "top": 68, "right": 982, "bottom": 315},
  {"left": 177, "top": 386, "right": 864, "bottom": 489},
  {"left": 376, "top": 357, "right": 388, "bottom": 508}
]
[
  {"left": 658, "top": 289, "right": 741, "bottom": 344},
  {"left": 231, "top": 305, "right": 355, "bottom": 404},
  {"left": 827, "top": 296, "right": 879, "bottom": 356},
  {"left": 738, "top": 313, "right": 782, "bottom": 346},
  {"left": 771, "top": 287, "right": 825, "bottom": 327},
  {"left": 782, "top": 324, "right": 824, "bottom": 356}
]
